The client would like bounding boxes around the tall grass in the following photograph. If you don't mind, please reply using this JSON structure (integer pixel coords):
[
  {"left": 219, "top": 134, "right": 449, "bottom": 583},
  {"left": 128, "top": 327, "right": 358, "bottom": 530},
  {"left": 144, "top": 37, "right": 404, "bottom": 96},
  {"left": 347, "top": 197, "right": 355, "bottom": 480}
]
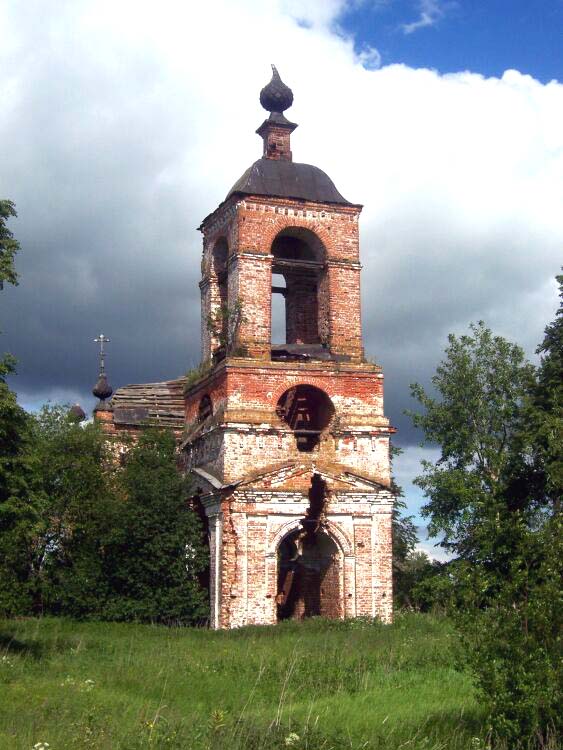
[{"left": 0, "top": 614, "right": 484, "bottom": 749}]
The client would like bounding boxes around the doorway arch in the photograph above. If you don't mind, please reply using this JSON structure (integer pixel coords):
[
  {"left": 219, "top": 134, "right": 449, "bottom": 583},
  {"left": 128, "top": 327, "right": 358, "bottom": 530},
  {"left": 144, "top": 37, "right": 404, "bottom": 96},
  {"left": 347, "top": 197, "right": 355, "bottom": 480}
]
[{"left": 276, "top": 526, "right": 343, "bottom": 621}]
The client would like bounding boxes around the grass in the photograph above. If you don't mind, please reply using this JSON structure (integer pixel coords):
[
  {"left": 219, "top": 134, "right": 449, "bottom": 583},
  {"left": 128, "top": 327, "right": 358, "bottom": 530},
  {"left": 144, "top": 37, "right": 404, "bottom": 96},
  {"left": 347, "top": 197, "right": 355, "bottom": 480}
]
[{"left": 0, "top": 613, "right": 485, "bottom": 749}]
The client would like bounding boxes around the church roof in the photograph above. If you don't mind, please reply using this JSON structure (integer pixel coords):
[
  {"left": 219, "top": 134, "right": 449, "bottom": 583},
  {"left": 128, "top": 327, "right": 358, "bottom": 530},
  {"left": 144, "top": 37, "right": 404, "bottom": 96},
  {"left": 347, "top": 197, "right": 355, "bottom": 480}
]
[
  {"left": 110, "top": 377, "right": 185, "bottom": 429},
  {"left": 226, "top": 157, "right": 354, "bottom": 206}
]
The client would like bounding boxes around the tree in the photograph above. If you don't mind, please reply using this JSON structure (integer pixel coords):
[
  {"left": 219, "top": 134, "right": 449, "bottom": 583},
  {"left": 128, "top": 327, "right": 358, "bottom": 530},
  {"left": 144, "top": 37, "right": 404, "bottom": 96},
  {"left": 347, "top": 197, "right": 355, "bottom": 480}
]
[
  {"left": 528, "top": 273, "right": 562, "bottom": 506},
  {"left": 103, "top": 429, "right": 209, "bottom": 624},
  {"left": 0, "top": 405, "right": 113, "bottom": 615},
  {"left": 0, "top": 200, "right": 31, "bottom": 615},
  {"left": 0, "top": 200, "right": 23, "bottom": 501},
  {"left": 0, "top": 199, "right": 19, "bottom": 290},
  {"left": 29, "top": 405, "right": 116, "bottom": 616},
  {"left": 409, "top": 319, "right": 561, "bottom": 747},
  {"left": 408, "top": 321, "right": 535, "bottom": 559}
]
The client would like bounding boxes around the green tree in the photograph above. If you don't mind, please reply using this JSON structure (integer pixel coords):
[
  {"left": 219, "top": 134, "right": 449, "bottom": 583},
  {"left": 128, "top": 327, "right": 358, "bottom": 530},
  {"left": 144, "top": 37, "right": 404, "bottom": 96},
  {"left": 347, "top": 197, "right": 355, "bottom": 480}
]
[
  {"left": 0, "top": 380, "right": 32, "bottom": 615},
  {"left": 0, "top": 200, "right": 32, "bottom": 615},
  {"left": 528, "top": 273, "right": 562, "bottom": 506},
  {"left": 29, "top": 405, "right": 116, "bottom": 616},
  {"left": 103, "top": 429, "right": 208, "bottom": 624},
  {"left": 1, "top": 405, "right": 113, "bottom": 615},
  {"left": 409, "top": 319, "right": 561, "bottom": 747},
  {"left": 0, "top": 200, "right": 23, "bottom": 502},
  {"left": 0, "top": 199, "right": 19, "bottom": 290},
  {"left": 408, "top": 321, "right": 535, "bottom": 558}
]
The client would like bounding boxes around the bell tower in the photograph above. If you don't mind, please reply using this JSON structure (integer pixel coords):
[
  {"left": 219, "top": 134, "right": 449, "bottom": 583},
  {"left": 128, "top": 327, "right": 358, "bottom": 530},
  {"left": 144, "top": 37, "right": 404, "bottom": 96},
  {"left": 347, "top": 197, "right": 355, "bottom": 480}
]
[{"left": 184, "top": 67, "right": 395, "bottom": 628}]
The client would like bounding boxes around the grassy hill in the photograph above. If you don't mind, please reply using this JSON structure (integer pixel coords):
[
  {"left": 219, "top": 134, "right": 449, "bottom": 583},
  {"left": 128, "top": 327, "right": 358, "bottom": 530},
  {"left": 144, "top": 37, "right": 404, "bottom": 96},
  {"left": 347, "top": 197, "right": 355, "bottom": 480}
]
[{"left": 0, "top": 614, "right": 484, "bottom": 749}]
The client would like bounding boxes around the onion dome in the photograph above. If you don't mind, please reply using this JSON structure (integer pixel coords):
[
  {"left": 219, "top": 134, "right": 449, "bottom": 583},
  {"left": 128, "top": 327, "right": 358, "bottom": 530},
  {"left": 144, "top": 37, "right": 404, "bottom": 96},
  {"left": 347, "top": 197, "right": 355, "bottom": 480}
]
[
  {"left": 260, "top": 65, "right": 293, "bottom": 114},
  {"left": 69, "top": 403, "right": 86, "bottom": 422},
  {"left": 92, "top": 372, "right": 113, "bottom": 402}
]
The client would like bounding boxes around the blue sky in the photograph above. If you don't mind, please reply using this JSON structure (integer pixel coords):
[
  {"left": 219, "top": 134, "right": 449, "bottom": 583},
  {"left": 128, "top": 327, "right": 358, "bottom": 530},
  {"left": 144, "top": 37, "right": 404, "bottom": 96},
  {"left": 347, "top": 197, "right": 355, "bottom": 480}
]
[{"left": 338, "top": 0, "right": 563, "bottom": 81}]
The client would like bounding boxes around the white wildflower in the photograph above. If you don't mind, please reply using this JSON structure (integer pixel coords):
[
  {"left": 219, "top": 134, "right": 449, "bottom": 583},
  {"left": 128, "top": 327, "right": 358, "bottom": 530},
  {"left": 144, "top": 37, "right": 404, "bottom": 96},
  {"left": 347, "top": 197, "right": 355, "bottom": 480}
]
[{"left": 284, "top": 733, "right": 300, "bottom": 747}]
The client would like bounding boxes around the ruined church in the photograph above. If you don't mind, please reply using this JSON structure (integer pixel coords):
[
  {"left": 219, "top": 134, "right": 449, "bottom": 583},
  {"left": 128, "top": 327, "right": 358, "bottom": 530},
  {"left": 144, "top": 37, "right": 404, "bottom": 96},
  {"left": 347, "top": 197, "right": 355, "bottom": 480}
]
[{"left": 94, "top": 67, "right": 395, "bottom": 628}]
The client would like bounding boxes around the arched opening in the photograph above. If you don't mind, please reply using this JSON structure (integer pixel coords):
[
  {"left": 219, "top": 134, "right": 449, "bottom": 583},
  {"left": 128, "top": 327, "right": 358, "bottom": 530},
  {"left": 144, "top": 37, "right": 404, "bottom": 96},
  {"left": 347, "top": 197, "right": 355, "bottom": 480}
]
[
  {"left": 277, "top": 527, "right": 342, "bottom": 620},
  {"left": 211, "top": 238, "right": 228, "bottom": 348},
  {"left": 276, "top": 385, "right": 334, "bottom": 452},
  {"left": 270, "top": 228, "right": 325, "bottom": 350},
  {"left": 198, "top": 394, "right": 213, "bottom": 423}
]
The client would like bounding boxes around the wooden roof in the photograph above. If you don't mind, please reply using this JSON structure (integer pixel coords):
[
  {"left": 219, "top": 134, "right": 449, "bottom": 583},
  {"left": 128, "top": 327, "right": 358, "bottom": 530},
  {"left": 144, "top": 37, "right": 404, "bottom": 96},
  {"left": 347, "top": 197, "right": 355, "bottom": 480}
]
[{"left": 110, "top": 377, "right": 186, "bottom": 429}]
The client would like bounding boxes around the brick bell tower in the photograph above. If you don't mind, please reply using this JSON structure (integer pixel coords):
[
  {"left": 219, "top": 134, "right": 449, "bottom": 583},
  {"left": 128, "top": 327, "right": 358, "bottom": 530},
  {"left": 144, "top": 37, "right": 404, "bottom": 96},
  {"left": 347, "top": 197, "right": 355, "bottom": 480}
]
[{"left": 183, "top": 66, "right": 395, "bottom": 628}]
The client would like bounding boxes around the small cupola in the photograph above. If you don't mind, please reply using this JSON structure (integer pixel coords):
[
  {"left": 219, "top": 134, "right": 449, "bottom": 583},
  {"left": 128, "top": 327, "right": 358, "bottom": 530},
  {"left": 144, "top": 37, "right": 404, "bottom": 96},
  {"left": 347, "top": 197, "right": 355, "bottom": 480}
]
[{"left": 256, "top": 65, "right": 297, "bottom": 162}]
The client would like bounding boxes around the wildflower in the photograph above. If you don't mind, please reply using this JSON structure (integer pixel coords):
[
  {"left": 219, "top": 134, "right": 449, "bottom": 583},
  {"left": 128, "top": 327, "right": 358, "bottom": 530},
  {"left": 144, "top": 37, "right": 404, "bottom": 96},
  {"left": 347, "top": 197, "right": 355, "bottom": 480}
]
[
  {"left": 284, "top": 732, "right": 300, "bottom": 746},
  {"left": 82, "top": 679, "right": 95, "bottom": 691},
  {"left": 1, "top": 655, "right": 14, "bottom": 667},
  {"left": 33, "top": 743, "right": 50, "bottom": 750}
]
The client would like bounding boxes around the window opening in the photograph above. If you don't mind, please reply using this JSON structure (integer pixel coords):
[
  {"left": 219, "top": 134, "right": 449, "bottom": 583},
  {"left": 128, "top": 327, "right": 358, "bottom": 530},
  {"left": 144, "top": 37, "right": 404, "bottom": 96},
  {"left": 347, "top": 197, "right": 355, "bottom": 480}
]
[
  {"left": 276, "top": 385, "right": 334, "bottom": 452},
  {"left": 271, "top": 228, "right": 325, "bottom": 349},
  {"left": 271, "top": 273, "right": 286, "bottom": 344},
  {"left": 198, "top": 394, "right": 213, "bottom": 423}
]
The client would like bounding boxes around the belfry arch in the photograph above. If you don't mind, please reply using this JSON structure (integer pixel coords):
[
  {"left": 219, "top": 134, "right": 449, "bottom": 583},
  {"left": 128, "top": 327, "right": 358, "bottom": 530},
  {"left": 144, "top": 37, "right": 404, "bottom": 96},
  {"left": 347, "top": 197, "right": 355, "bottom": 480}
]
[{"left": 270, "top": 227, "right": 326, "bottom": 348}]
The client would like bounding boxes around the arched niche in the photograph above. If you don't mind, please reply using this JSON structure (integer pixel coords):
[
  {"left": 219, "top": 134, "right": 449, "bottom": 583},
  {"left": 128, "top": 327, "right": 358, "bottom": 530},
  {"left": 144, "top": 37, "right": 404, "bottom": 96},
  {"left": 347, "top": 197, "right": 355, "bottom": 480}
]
[{"left": 270, "top": 227, "right": 326, "bottom": 347}]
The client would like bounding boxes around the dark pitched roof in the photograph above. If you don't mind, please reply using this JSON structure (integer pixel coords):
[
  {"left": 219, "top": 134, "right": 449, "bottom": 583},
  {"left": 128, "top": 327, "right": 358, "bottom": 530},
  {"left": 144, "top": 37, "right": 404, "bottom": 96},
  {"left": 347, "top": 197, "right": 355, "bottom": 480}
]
[
  {"left": 110, "top": 378, "right": 186, "bottom": 429},
  {"left": 226, "top": 158, "right": 354, "bottom": 206}
]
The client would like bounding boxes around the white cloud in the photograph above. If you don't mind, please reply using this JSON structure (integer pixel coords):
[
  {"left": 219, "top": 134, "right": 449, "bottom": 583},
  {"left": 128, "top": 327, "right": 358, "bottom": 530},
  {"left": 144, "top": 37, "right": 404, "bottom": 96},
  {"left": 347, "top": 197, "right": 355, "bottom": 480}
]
[
  {"left": 402, "top": 0, "right": 448, "bottom": 34},
  {"left": 415, "top": 540, "right": 452, "bottom": 562},
  {"left": 355, "top": 44, "right": 382, "bottom": 70},
  {"left": 0, "top": 1, "right": 561, "bottom": 492}
]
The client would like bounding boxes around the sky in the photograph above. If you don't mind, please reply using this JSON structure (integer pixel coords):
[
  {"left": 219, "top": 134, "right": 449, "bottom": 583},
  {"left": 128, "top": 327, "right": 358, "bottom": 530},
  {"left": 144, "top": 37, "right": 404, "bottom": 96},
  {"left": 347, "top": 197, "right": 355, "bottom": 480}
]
[{"left": 1, "top": 1, "right": 562, "bottom": 555}]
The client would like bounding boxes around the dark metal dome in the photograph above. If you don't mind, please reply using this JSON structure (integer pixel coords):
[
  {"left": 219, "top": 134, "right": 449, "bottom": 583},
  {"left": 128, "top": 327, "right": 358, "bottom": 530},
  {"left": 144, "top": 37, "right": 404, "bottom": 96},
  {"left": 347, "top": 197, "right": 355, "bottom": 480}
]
[
  {"left": 226, "top": 158, "right": 353, "bottom": 206},
  {"left": 260, "top": 65, "right": 293, "bottom": 113},
  {"left": 92, "top": 372, "right": 113, "bottom": 401},
  {"left": 69, "top": 403, "right": 86, "bottom": 422}
]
